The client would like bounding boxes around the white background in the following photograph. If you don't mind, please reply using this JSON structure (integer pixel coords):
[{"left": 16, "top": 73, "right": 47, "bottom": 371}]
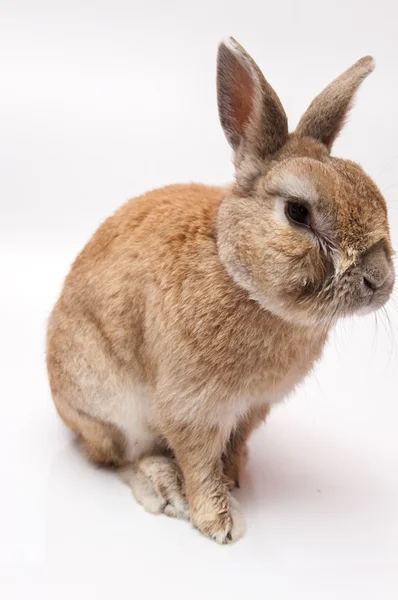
[{"left": 1, "top": 1, "right": 397, "bottom": 599}]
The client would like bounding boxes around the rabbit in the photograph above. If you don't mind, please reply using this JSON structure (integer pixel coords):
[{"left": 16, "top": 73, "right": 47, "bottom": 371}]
[{"left": 47, "top": 37, "right": 395, "bottom": 544}]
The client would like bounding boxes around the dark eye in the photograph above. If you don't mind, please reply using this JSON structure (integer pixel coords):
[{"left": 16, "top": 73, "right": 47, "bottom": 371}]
[{"left": 286, "top": 201, "right": 310, "bottom": 226}]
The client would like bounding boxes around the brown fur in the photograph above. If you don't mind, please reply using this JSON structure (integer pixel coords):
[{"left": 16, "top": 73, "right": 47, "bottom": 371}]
[
  {"left": 296, "top": 56, "right": 375, "bottom": 150},
  {"left": 47, "top": 38, "right": 394, "bottom": 544}
]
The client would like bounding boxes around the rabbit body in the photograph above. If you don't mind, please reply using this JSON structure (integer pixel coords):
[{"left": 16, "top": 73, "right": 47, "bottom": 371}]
[
  {"left": 47, "top": 38, "right": 394, "bottom": 543},
  {"left": 47, "top": 183, "right": 325, "bottom": 538}
]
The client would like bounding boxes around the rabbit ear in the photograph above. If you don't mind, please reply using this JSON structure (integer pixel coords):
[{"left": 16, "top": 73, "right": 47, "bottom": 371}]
[
  {"left": 296, "top": 56, "right": 375, "bottom": 151},
  {"left": 217, "top": 37, "right": 288, "bottom": 159}
]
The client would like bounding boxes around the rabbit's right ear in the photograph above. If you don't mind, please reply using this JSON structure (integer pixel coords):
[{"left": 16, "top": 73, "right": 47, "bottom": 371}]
[{"left": 217, "top": 38, "right": 288, "bottom": 166}]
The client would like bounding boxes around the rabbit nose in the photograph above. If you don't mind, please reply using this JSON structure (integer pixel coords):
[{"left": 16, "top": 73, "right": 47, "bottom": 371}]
[{"left": 361, "top": 243, "right": 392, "bottom": 292}]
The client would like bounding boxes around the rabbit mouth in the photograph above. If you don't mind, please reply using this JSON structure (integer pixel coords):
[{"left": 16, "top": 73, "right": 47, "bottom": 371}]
[
  {"left": 278, "top": 261, "right": 395, "bottom": 326},
  {"left": 313, "top": 246, "right": 396, "bottom": 321},
  {"left": 356, "top": 271, "right": 395, "bottom": 316},
  {"left": 342, "top": 257, "right": 395, "bottom": 318}
]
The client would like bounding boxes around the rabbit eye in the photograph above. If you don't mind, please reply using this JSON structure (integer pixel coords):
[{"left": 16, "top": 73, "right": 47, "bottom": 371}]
[{"left": 286, "top": 201, "right": 310, "bottom": 226}]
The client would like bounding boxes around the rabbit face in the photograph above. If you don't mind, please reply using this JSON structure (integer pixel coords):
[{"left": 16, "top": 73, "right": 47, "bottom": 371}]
[{"left": 218, "top": 149, "right": 394, "bottom": 326}]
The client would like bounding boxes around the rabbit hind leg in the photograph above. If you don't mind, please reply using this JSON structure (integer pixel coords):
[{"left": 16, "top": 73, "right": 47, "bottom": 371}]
[{"left": 55, "top": 398, "right": 127, "bottom": 467}]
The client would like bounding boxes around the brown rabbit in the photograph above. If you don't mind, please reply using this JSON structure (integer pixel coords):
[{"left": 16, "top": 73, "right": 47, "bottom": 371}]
[{"left": 47, "top": 37, "right": 395, "bottom": 544}]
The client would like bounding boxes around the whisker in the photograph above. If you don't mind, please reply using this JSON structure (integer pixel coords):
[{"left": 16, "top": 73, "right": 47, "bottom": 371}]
[
  {"left": 380, "top": 306, "right": 397, "bottom": 369},
  {"left": 371, "top": 312, "right": 378, "bottom": 359},
  {"left": 387, "top": 296, "right": 398, "bottom": 312},
  {"left": 375, "top": 156, "right": 398, "bottom": 179},
  {"left": 382, "top": 183, "right": 398, "bottom": 193}
]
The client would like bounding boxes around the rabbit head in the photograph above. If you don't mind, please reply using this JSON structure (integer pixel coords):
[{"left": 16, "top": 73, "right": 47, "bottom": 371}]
[{"left": 216, "top": 37, "right": 395, "bottom": 327}]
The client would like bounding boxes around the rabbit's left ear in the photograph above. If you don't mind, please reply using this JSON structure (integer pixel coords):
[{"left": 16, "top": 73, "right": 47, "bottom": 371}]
[
  {"left": 296, "top": 56, "right": 375, "bottom": 151},
  {"left": 217, "top": 38, "right": 288, "bottom": 160}
]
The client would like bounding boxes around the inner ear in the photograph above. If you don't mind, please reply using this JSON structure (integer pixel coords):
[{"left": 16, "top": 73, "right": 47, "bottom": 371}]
[
  {"left": 217, "top": 38, "right": 288, "bottom": 157},
  {"left": 218, "top": 46, "right": 255, "bottom": 148},
  {"left": 233, "top": 63, "right": 254, "bottom": 136}
]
